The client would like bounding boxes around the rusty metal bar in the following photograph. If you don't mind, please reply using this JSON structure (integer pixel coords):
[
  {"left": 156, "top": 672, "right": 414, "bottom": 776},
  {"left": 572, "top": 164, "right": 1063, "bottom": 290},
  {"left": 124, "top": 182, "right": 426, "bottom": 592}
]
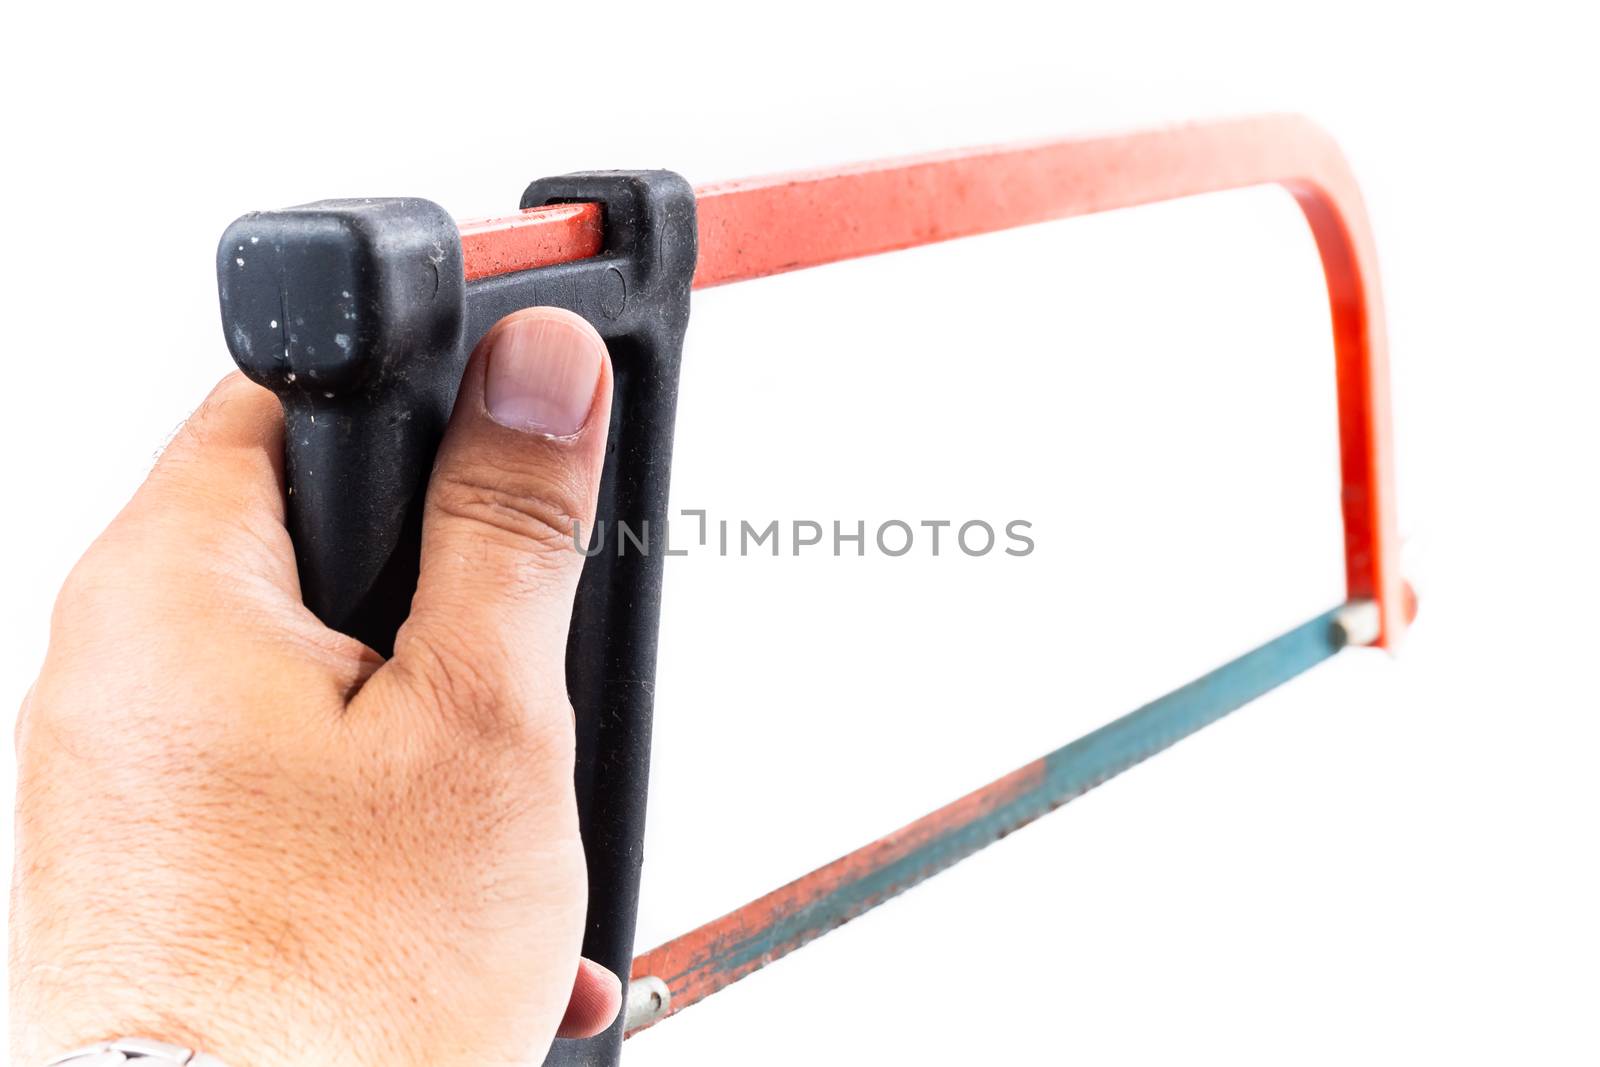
[{"left": 626, "top": 604, "right": 1352, "bottom": 1034}]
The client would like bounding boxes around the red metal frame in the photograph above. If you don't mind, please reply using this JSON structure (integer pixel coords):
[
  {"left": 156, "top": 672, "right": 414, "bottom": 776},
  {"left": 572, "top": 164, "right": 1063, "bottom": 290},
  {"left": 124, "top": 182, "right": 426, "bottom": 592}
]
[
  {"left": 452, "top": 114, "right": 1410, "bottom": 1036},
  {"left": 457, "top": 114, "right": 1405, "bottom": 648},
  {"left": 458, "top": 201, "right": 603, "bottom": 281}
]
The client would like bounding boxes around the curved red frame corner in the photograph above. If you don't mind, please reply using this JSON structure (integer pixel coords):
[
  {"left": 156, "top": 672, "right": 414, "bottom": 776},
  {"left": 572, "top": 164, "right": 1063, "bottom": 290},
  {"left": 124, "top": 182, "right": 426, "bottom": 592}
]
[{"left": 460, "top": 114, "right": 1408, "bottom": 647}]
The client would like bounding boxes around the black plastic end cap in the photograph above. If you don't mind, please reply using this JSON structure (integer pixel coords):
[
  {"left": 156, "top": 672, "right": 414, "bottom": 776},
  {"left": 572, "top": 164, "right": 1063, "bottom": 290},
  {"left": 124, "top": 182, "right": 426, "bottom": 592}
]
[{"left": 217, "top": 198, "right": 465, "bottom": 397}]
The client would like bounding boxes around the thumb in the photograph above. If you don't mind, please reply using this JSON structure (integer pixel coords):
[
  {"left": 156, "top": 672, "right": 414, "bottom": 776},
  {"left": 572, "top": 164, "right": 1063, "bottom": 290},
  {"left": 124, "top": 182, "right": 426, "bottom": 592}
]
[{"left": 392, "top": 306, "right": 612, "bottom": 721}]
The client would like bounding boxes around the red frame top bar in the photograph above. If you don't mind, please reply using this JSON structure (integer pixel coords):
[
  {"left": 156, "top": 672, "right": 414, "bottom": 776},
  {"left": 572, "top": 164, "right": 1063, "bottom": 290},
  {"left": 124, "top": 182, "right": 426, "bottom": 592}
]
[
  {"left": 456, "top": 115, "right": 1406, "bottom": 646},
  {"left": 457, "top": 201, "right": 604, "bottom": 281}
]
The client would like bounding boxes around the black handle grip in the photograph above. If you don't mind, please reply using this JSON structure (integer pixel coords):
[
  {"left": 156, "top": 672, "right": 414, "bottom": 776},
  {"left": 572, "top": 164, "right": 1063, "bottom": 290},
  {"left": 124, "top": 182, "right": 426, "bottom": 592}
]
[
  {"left": 218, "top": 174, "right": 697, "bottom": 1067},
  {"left": 218, "top": 198, "right": 466, "bottom": 653}
]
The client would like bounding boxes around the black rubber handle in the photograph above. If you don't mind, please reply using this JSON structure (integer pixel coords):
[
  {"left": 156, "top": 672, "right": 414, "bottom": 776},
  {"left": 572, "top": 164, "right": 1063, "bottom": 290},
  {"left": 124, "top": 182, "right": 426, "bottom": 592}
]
[
  {"left": 218, "top": 174, "right": 697, "bottom": 1067},
  {"left": 218, "top": 197, "right": 467, "bottom": 654}
]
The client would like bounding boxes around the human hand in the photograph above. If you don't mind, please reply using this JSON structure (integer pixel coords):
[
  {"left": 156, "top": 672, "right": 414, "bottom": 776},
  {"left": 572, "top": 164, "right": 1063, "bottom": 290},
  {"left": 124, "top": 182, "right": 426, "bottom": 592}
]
[{"left": 11, "top": 307, "right": 621, "bottom": 1066}]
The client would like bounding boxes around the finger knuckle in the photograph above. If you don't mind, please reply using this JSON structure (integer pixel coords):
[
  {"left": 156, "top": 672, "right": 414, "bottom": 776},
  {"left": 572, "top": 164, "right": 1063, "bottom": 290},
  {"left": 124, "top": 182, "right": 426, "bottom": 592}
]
[{"left": 432, "top": 460, "right": 589, "bottom": 563}]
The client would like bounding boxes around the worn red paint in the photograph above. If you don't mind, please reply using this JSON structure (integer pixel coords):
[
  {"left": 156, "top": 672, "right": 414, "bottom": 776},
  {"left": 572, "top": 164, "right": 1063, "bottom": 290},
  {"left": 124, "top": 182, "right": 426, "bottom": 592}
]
[
  {"left": 458, "top": 201, "right": 603, "bottom": 281},
  {"left": 623, "top": 600, "right": 1380, "bottom": 1034},
  {"left": 627, "top": 758, "right": 1049, "bottom": 1034},
  {"left": 457, "top": 115, "right": 1405, "bottom": 650}
]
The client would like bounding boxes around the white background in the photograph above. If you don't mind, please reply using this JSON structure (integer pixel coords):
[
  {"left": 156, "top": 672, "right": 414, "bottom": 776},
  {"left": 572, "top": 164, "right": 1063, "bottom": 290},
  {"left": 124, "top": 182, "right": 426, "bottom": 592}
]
[{"left": 3, "top": 3, "right": 1597, "bottom": 1064}]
